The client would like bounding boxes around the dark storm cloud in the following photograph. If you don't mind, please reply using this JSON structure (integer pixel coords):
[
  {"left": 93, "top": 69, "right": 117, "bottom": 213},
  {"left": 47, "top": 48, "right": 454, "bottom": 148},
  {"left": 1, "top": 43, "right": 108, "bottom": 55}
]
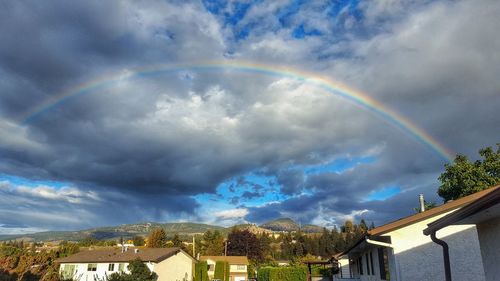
[
  {"left": 0, "top": 180, "right": 199, "bottom": 232},
  {"left": 0, "top": 0, "right": 499, "bottom": 232},
  {"left": 244, "top": 202, "right": 283, "bottom": 224},
  {"left": 276, "top": 169, "right": 305, "bottom": 195}
]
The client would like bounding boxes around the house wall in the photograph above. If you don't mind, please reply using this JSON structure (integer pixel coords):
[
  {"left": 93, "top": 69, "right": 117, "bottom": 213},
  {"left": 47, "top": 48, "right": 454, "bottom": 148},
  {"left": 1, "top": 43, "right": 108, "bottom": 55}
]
[
  {"left": 387, "top": 210, "right": 485, "bottom": 281},
  {"left": 335, "top": 257, "right": 351, "bottom": 279},
  {"left": 204, "top": 259, "right": 216, "bottom": 277},
  {"left": 202, "top": 259, "right": 247, "bottom": 280},
  {"left": 154, "top": 251, "right": 194, "bottom": 281},
  {"left": 477, "top": 217, "right": 500, "bottom": 281},
  {"left": 60, "top": 261, "right": 153, "bottom": 281},
  {"left": 229, "top": 264, "right": 247, "bottom": 273},
  {"left": 60, "top": 252, "right": 193, "bottom": 281},
  {"left": 342, "top": 248, "right": 385, "bottom": 281}
]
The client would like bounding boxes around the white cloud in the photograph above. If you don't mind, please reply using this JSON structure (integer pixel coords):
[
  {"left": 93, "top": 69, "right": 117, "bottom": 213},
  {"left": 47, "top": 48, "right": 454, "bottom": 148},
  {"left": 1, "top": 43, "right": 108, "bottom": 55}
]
[{"left": 214, "top": 208, "right": 249, "bottom": 219}]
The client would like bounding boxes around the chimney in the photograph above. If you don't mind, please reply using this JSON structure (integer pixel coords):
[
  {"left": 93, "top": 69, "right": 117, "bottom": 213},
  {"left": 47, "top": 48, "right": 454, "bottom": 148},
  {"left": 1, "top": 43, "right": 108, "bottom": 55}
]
[{"left": 419, "top": 194, "right": 425, "bottom": 213}]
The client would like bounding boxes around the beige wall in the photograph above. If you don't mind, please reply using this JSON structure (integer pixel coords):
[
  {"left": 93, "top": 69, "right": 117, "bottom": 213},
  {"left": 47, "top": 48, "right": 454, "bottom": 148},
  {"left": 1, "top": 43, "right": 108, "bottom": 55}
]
[
  {"left": 202, "top": 259, "right": 247, "bottom": 278},
  {"left": 204, "top": 259, "right": 216, "bottom": 277},
  {"left": 477, "top": 217, "right": 500, "bottom": 281},
  {"left": 59, "top": 252, "right": 194, "bottom": 281},
  {"left": 59, "top": 262, "right": 138, "bottom": 281},
  {"left": 386, "top": 209, "right": 485, "bottom": 281},
  {"left": 154, "top": 251, "right": 194, "bottom": 281},
  {"left": 343, "top": 208, "right": 486, "bottom": 281},
  {"left": 229, "top": 264, "right": 247, "bottom": 273}
]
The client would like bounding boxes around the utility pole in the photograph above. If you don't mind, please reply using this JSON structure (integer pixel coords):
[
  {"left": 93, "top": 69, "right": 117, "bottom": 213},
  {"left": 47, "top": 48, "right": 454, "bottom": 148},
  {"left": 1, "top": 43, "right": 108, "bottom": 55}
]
[{"left": 192, "top": 235, "right": 195, "bottom": 258}]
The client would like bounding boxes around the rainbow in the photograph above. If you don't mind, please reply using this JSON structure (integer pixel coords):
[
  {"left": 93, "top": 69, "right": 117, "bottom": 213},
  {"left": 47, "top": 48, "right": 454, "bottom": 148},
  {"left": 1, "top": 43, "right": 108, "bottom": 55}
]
[{"left": 18, "top": 61, "right": 454, "bottom": 162}]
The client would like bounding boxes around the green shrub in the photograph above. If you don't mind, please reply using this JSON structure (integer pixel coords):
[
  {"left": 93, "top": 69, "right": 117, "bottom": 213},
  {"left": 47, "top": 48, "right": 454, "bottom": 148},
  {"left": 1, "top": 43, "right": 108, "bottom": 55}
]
[
  {"left": 214, "top": 261, "right": 224, "bottom": 280},
  {"left": 247, "top": 264, "right": 256, "bottom": 278},
  {"left": 194, "top": 261, "right": 209, "bottom": 281},
  {"left": 257, "top": 266, "right": 307, "bottom": 281},
  {"left": 213, "top": 261, "right": 230, "bottom": 281},
  {"left": 225, "top": 262, "right": 229, "bottom": 281}
]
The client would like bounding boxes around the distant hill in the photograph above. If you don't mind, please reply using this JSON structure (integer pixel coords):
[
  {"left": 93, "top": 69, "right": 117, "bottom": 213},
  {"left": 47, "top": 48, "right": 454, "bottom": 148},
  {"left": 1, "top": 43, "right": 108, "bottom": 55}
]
[
  {"left": 232, "top": 224, "right": 274, "bottom": 235},
  {"left": 260, "top": 218, "right": 299, "bottom": 232},
  {"left": 301, "top": 224, "right": 325, "bottom": 233},
  {"left": 259, "top": 218, "right": 324, "bottom": 233},
  {"left": 0, "top": 222, "right": 225, "bottom": 242},
  {"left": 0, "top": 219, "right": 326, "bottom": 242}
]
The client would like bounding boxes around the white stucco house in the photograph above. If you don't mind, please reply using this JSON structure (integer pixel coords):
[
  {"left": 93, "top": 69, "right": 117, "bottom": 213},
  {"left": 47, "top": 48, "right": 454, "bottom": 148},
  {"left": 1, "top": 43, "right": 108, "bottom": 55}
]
[
  {"left": 424, "top": 185, "right": 500, "bottom": 281},
  {"left": 57, "top": 247, "right": 195, "bottom": 281},
  {"left": 335, "top": 187, "right": 499, "bottom": 281},
  {"left": 199, "top": 256, "right": 249, "bottom": 281}
]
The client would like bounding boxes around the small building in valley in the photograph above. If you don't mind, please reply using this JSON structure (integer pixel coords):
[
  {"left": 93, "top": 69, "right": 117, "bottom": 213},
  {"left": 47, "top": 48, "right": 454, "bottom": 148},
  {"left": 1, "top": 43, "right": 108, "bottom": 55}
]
[
  {"left": 199, "top": 256, "right": 249, "bottom": 281},
  {"left": 56, "top": 247, "right": 195, "bottom": 281}
]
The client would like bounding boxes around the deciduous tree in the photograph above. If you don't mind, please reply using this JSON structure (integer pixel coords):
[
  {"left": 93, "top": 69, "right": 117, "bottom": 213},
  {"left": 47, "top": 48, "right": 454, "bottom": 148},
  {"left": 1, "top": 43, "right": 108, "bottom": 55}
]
[
  {"left": 227, "top": 229, "right": 263, "bottom": 261},
  {"left": 438, "top": 144, "right": 500, "bottom": 201}
]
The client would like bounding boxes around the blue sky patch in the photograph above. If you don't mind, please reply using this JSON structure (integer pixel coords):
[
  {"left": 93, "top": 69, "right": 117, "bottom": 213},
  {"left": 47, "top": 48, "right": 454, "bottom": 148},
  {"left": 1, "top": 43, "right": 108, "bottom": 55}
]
[
  {"left": 292, "top": 24, "right": 322, "bottom": 39},
  {"left": 0, "top": 174, "right": 69, "bottom": 189},
  {"left": 365, "top": 186, "right": 402, "bottom": 201}
]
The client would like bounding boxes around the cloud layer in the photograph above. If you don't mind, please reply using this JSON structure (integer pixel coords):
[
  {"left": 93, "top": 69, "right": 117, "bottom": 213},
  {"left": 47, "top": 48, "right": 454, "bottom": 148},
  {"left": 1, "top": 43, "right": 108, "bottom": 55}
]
[{"left": 0, "top": 0, "right": 499, "bottom": 233}]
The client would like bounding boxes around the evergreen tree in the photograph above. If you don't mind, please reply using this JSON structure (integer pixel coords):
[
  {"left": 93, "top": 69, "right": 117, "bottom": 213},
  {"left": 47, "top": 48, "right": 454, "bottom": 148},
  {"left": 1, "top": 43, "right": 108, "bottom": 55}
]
[
  {"left": 147, "top": 228, "right": 167, "bottom": 248},
  {"left": 171, "top": 234, "right": 183, "bottom": 248},
  {"left": 132, "top": 236, "right": 145, "bottom": 246},
  {"left": 201, "top": 230, "right": 224, "bottom": 256}
]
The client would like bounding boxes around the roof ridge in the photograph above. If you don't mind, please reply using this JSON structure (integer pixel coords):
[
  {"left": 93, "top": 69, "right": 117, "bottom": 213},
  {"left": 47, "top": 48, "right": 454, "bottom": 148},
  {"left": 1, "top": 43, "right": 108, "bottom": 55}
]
[{"left": 368, "top": 185, "right": 500, "bottom": 236}]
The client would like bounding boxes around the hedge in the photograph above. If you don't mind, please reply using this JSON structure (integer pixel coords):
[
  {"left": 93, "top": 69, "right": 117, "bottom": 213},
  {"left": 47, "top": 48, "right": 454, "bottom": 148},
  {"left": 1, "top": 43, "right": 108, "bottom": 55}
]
[
  {"left": 257, "top": 266, "right": 307, "bottom": 281},
  {"left": 194, "top": 261, "right": 209, "bottom": 281},
  {"left": 248, "top": 264, "right": 256, "bottom": 278},
  {"left": 214, "top": 261, "right": 230, "bottom": 281}
]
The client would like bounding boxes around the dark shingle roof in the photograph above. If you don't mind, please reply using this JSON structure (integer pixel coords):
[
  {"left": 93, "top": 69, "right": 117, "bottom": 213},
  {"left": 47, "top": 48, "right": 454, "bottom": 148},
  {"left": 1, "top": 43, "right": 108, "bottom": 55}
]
[{"left": 56, "top": 247, "right": 182, "bottom": 263}]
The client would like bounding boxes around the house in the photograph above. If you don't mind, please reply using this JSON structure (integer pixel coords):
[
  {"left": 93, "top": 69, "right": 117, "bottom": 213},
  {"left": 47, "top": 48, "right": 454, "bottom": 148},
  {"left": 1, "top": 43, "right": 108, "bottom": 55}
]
[
  {"left": 335, "top": 187, "right": 500, "bottom": 281},
  {"left": 333, "top": 256, "right": 350, "bottom": 279},
  {"left": 199, "top": 256, "right": 249, "bottom": 281},
  {"left": 56, "top": 247, "right": 195, "bottom": 281},
  {"left": 424, "top": 185, "right": 500, "bottom": 281}
]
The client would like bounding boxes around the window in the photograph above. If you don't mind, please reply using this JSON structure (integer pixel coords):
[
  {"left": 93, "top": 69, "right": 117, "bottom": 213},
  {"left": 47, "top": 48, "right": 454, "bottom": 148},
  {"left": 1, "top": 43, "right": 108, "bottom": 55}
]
[
  {"left": 108, "top": 263, "right": 115, "bottom": 271},
  {"left": 358, "top": 257, "right": 363, "bottom": 275},
  {"left": 236, "top": 265, "right": 246, "bottom": 270},
  {"left": 365, "top": 253, "right": 370, "bottom": 275},
  {"left": 378, "top": 248, "right": 390, "bottom": 280},
  {"left": 369, "top": 252, "right": 375, "bottom": 275},
  {"left": 118, "top": 263, "right": 125, "bottom": 272},
  {"left": 62, "top": 264, "right": 76, "bottom": 279},
  {"left": 87, "top": 263, "right": 97, "bottom": 271}
]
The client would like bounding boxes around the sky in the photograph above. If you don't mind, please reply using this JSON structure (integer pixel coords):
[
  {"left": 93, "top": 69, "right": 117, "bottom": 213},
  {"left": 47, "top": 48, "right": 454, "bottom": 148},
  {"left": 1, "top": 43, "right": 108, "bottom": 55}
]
[{"left": 0, "top": 0, "right": 499, "bottom": 234}]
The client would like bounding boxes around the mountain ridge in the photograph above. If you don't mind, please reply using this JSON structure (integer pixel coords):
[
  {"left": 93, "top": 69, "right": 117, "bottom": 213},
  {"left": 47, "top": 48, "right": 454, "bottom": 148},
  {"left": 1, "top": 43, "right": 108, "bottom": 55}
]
[{"left": 0, "top": 219, "right": 324, "bottom": 242}]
